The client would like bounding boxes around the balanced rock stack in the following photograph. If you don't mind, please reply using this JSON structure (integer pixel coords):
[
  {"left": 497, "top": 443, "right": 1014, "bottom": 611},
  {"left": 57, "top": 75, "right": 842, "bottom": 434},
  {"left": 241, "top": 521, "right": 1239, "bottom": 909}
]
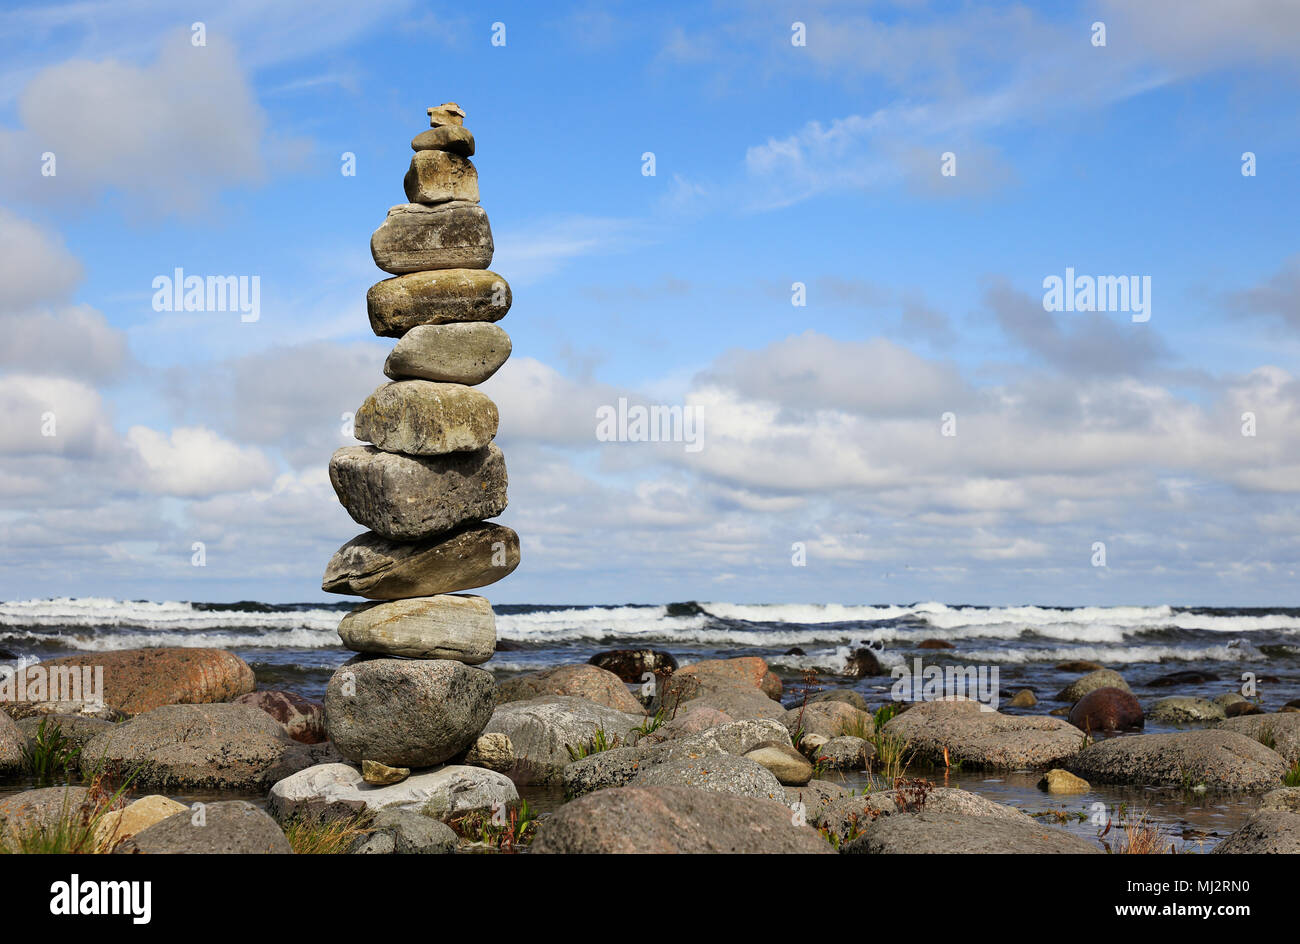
[{"left": 321, "top": 103, "right": 519, "bottom": 775}]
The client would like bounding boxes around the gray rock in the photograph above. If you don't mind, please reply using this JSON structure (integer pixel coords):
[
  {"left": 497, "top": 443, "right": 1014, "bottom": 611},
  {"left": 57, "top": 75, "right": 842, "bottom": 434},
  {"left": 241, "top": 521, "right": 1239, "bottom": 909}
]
[
  {"left": 631, "top": 753, "right": 784, "bottom": 801},
  {"left": 0, "top": 711, "right": 28, "bottom": 773},
  {"left": 0, "top": 786, "right": 91, "bottom": 846},
  {"left": 16, "top": 714, "right": 114, "bottom": 750},
  {"left": 562, "top": 718, "right": 792, "bottom": 798},
  {"left": 784, "top": 779, "right": 848, "bottom": 823},
  {"left": 785, "top": 701, "right": 873, "bottom": 739},
  {"left": 463, "top": 732, "right": 515, "bottom": 771},
  {"left": 531, "top": 785, "right": 834, "bottom": 854},
  {"left": 814, "top": 735, "right": 873, "bottom": 770},
  {"left": 809, "top": 689, "right": 869, "bottom": 711},
  {"left": 79, "top": 704, "right": 324, "bottom": 791},
  {"left": 815, "top": 786, "right": 1035, "bottom": 843},
  {"left": 403, "top": 150, "right": 478, "bottom": 205},
  {"left": 367, "top": 269, "right": 510, "bottom": 338},
  {"left": 412, "top": 125, "right": 474, "bottom": 156},
  {"left": 843, "top": 810, "right": 1101, "bottom": 854},
  {"left": 1067, "top": 729, "right": 1288, "bottom": 790},
  {"left": 324, "top": 657, "right": 494, "bottom": 767},
  {"left": 371, "top": 202, "right": 493, "bottom": 274},
  {"left": 354, "top": 380, "right": 498, "bottom": 456},
  {"left": 1213, "top": 693, "right": 1249, "bottom": 709},
  {"left": 113, "top": 800, "right": 291, "bottom": 854},
  {"left": 1260, "top": 786, "right": 1300, "bottom": 812},
  {"left": 347, "top": 830, "right": 395, "bottom": 854},
  {"left": 882, "top": 699, "right": 1086, "bottom": 769},
  {"left": 482, "top": 695, "right": 651, "bottom": 785},
  {"left": 1057, "top": 669, "right": 1131, "bottom": 702},
  {"left": 1213, "top": 791, "right": 1300, "bottom": 854},
  {"left": 384, "top": 322, "right": 511, "bottom": 385},
  {"left": 338, "top": 595, "right": 496, "bottom": 663},
  {"left": 1148, "top": 696, "right": 1226, "bottom": 723},
  {"left": 322, "top": 523, "right": 520, "bottom": 600},
  {"left": 268, "top": 762, "right": 516, "bottom": 821},
  {"left": 744, "top": 740, "right": 813, "bottom": 786},
  {"left": 369, "top": 808, "right": 458, "bottom": 854},
  {"left": 329, "top": 444, "right": 507, "bottom": 542},
  {"left": 1218, "top": 712, "right": 1300, "bottom": 764}
]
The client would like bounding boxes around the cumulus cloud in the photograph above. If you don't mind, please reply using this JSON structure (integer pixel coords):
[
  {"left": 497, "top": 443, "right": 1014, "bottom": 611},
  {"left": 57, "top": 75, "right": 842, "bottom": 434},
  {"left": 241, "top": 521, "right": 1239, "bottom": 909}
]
[
  {"left": 126, "top": 425, "right": 275, "bottom": 496},
  {"left": 0, "top": 374, "right": 118, "bottom": 457}
]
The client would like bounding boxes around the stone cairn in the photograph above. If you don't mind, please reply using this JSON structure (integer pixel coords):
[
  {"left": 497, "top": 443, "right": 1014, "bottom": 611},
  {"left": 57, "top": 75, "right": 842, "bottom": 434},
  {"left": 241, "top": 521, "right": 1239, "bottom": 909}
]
[{"left": 320, "top": 103, "right": 519, "bottom": 783}]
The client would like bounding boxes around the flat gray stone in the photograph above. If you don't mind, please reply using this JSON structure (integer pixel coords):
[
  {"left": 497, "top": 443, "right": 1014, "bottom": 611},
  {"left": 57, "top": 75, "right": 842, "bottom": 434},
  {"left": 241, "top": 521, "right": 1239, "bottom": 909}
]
[
  {"left": 1067, "top": 729, "right": 1288, "bottom": 790},
  {"left": 631, "top": 753, "right": 784, "bottom": 801},
  {"left": 337, "top": 595, "right": 496, "bottom": 662},
  {"left": 882, "top": 699, "right": 1086, "bottom": 769},
  {"left": 384, "top": 322, "right": 511, "bottom": 385},
  {"left": 843, "top": 809, "right": 1101, "bottom": 854},
  {"left": 371, "top": 202, "right": 493, "bottom": 274},
  {"left": 355, "top": 380, "right": 498, "bottom": 456},
  {"left": 324, "top": 657, "right": 495, "bottom": 767},
  {"left": 329, "top": 443, "right": 507, "bottom": 541},
  {"left": 322, "top": 522, "right": 520, "bottom": 600}
]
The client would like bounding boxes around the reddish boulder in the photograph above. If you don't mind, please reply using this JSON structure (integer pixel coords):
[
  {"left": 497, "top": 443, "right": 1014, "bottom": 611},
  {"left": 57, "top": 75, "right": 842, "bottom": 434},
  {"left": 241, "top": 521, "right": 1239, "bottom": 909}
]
[
  {"left": 36, "top": 648, "right": 255, "bottom": 716},
  {"left": 232, "top": 690, "right": 327, "bottom": 743},
  {"left": 1068, "top": 686, "right": 1144, "bottom": 733},
  {"left": 917, "top": 639, "right": 954, "bottom": 650},
  {"left": 494, "top": 664, "right": 645, "bottom": 714}
]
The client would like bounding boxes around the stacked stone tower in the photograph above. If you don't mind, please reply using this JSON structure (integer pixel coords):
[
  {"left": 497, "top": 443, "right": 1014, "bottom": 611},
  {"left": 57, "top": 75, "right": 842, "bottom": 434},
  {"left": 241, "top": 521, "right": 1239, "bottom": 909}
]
[{"left": 321, "top": 103, "right": 518, "bottom": 775}]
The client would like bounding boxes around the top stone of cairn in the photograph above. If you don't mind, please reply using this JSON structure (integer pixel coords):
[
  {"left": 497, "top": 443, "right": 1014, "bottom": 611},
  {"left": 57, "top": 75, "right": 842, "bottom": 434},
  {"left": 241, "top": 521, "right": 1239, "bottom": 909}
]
[{"left": 428, "top": 102, "right": 466, "bottom": 128}]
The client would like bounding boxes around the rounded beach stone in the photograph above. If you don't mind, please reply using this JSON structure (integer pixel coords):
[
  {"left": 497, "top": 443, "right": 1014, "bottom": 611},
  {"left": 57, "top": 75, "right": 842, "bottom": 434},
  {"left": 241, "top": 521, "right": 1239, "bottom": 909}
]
[
  {"left": 271, "top": 762, "right": 516, "bottom": 822},
  {"left": 1148, "top": 695, "right": 1226, "bottom": 723},
  {"left": 1056, "top": 668, "right": 1131, "bottom": 702},
  {"left": 384, "top": 322, "right": 511, "bottom": 385},
  {"left": 324, "top": 658, "right": 496, "bottom": 767},
  {"left": 30, "top": 647, "right": 255, "bottom": 716},
  {"left": 321, "top": 523, "right": 520, "bottom": 600},
  {"left": 412, "top": 125, "right": 475, "bottom": 156},
  {"left": 367, "top": 269, "right": 510, "bottom": 338},
  {"left": 329, "top": 443, "right": 507, "bottom": 541},
  {"left": 371, "top": 202, "right": 493, "bottom": 274},
  {"left": 743, "top": 740, "right": 813, "bottom": 786},
  {"left": 881, "top": 699, "right": 1086, "bottom": 769},
  {"left": 354, "top": 380, "right": 498, "bottom": 456},
  {"left": 403, "top": 150, "right": 479, "bottom": 205},
  {"left": 337, "top": 594, "right": 496, "bottom": 663},
  {"left": 1068, "top": 686, "right": 1144, "bottom": 732},
  {"left": 1066, "top": 729, "right": 1288, "bottom": 790},
  {"left": 113, "top": 800, "right": 291, "bottom": 854},
  {"left": 495, "top": 663, "right": 646, "bottom": 714},
  {"left": 631, "top": 753, "right": 784, "bottom": 800}
]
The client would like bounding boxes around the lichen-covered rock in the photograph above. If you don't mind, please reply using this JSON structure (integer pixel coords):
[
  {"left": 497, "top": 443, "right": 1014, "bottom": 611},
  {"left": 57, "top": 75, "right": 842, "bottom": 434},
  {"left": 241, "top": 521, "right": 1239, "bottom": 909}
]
[
  {"left": 371, "top": 202, "right": 493, "bottom": 274},
  {"left": 1067, "top": 730, "right": 1288, "bottom": 790},
  {"left": 367, "top": 269, "right": 510, "bottom": 338},
  {"left": 114, "top": 801, "right": 290, "bottom": 854},
  {"left": 495, "top": 664, "right": 645, "bottom": 714},
  {"left": 1218, "top": 713, "right": 1300, "bottom": 765},
  {"left": 329, "top": 444, "right": 507, "bottom": 541},
  {"left": 354, "top": 380, "right": 498, "bottom": 456},
  {"left": 631, "top": 754, "right": 784, "bottom": 801},
  {"left": 384, "top": 322, "right": 511, "bottom": 385},
  {"left": 481, "top": 695, "right": 647, "bottom": 785},
  {"left": 1056, "top": 669, "right": 1131, "bottom": 702},
  {"left": 324, "top": 657, "right": 495, "bottom": 767},
  {"left": 1149, "top": 696, "right": 1226, "bottom": 723},
  {"left": 882, "top": 699, "right": 1085, "bottom": 769}
]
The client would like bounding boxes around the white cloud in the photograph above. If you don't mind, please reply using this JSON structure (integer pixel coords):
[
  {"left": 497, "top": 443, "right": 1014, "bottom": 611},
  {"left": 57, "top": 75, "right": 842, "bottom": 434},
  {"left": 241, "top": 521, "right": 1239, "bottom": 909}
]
[
  {"left": 0, "top": 374, "right": 117, "bottom": 457},
  {"left": 0, "top": 208, "right": 83, "bottom": 307},
  {"left": 126, "top": 425, "right": 275, "bottom": 497}
]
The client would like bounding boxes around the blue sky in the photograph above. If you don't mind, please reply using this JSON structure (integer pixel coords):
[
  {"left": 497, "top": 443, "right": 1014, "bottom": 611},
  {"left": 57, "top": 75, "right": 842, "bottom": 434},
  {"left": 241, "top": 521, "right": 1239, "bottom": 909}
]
[{"left": 0, "top": 0, "right": 1298, "bottom": 606}]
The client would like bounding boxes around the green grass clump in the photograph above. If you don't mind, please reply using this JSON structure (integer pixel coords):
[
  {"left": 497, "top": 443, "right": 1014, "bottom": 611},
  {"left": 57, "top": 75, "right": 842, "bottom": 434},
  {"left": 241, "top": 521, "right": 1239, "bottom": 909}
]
[
  {"left": 566, "top": 728, "right": 620, "bottom": 761},
  {"left": 21, "top": 718, "right": 82, "bottom": 787}
]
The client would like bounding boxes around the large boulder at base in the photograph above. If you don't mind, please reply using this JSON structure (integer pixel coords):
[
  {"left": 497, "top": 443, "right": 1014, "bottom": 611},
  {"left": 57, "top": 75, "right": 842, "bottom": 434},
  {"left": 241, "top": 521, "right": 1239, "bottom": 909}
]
[
  {"left": 114, "top": 800, "right": 290, "bottom": 854},
  {"left": 367, "top": 269, "right": 509, "bottom": 337},
  {"left": 322, "top": 523, "right": 520, "bottom": 600},
  {"left": 1218, "top": 713, "right": 1300, "bottom": 765},
  {"left": 531, "top": 785, "right": 834, "bottom": 854},
  {"left": 268, "top": 762, "right": 517, "bottom": 821},
  {"left": 1148, "top": 696, "right": 1226, "bottom": 724},
  {"left": 631, "top": 753, "right": 784, "bottom": 801},
  {"left": 231, "top": 690, "right": 326, "bottom": 744},
  {"left": 495, "top": 664, "right": 645, "bottom": 714},
  {"left": 0, "top": 711, "right": 26, "bottom": 773},
  {"left": 1056, "top": 669, "right": 1131, "bottom": 703},
  {"left": 1212, "top": 790, "right": 1300, "bottom": 854},
  {"left": 587, "top": 649, "right": 679, "bottom": 684},
  {"left": 32, "top": 648, "right": 255, "bottom": 715},
  {"left": 785, "top": 701, "right": 873, "bottom": 740},
  {"left": 815, "top": 786, "right": 1035, "bottom": 844},
  {"left": 882, "top": 699, "right": 1086, "bottom": 769},
  {"left": 80, "top": 703, "right": 327, "bottom": 791},
  {"left": 562, "top": 718, "right": 792, "bottom": 799},
  {"left": 94, "top": 795, "right": 188, "bottom": 852},
  {"left": 842, "top": 810, "right": 1101, "bottom": 854},
  {"left": 1067, "top": 730, "right": 1288, "bottom": 790},
  {"left": 337, "top": 595, "right": 496, "bottom": 663},
  {"left": 329, "top": 444, "right": 507, "bottom": 541},
  {"left": 1068, "top": 687, "right": 1145, "bottom": 733},
  {"left": 384, "top": 322, "right": 510, "bottom": 385},
  {"left": 481, "top": 695, "right": 647, "bottom": 784},
  {"left": 16, "top": 713, "right": 115, "bottom": 750},
  {"left": 354, "top": 380, "right": 498, "bottom": 456},
  {"left": 324, "top": 657, "right": 494, "bottom": 767},
  {"left": 371, "top": 202, "right": 493, "bottom": 274},
  {"left": 0, "top": 786, "right": 92, "bottom": 846}
]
